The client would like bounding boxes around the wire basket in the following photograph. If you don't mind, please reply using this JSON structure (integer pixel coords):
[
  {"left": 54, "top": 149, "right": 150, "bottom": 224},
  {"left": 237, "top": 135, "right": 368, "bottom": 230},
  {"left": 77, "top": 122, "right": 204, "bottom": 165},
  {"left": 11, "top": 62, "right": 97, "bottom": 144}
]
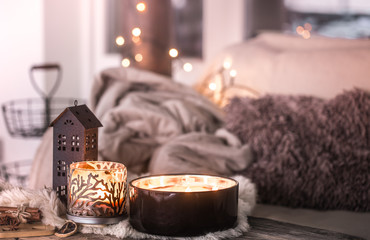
[
  {"left": 2, "top": 98, "right": 84, "bottom": 138},
  {"left": 0, "top": 160, "right": 32, "bottom": 187},
  {"left": 1, "top": 64, "right": 84, "bottom": 138}
]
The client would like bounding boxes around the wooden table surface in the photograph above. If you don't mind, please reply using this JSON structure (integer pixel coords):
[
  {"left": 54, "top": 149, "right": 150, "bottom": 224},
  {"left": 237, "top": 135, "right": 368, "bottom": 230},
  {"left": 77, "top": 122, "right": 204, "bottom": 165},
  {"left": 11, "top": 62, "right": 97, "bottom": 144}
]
[{"left": 13, "top": 217, "right": 362, "bottom": 240}]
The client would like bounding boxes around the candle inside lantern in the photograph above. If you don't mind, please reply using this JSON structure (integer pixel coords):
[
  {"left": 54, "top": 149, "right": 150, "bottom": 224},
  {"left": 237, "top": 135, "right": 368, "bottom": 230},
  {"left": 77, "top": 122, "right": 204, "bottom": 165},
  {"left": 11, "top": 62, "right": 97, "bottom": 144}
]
[
  {"left": 129, "top": 174, "right": 238, "bottom": 236},
  {"left": 67, "top": 161, "right": 127, "bottom": 224}
]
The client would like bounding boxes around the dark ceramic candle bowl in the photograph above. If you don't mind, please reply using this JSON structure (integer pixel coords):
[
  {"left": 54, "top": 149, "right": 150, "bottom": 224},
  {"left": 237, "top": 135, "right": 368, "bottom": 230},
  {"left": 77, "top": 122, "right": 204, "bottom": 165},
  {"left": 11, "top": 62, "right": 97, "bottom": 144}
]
[{"left": 129, "top": 174, "right": 239, "bottom": 237}]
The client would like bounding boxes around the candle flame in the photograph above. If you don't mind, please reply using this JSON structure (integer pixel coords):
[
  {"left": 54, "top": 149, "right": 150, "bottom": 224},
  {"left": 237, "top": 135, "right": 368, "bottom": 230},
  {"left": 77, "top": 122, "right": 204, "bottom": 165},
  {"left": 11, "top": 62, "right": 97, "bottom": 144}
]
[
  {"left": 185, "top": 186, "right": 192, "bottom": 192},
  {"left": 203, "top": 176, "right": 209, "bottom": 184},
  {"left": 160, "top": 176, "right": 165, "bottom": 187},
  {"left": 212, "top": 186, "right": 219, "bottom": 191}
]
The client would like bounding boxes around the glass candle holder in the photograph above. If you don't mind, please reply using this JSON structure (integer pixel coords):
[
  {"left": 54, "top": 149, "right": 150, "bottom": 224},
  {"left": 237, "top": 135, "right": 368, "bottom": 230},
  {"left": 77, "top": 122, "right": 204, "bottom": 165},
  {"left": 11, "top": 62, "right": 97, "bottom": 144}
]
[
  {"left": 129, "top": 174, "right": 239, "bottom": 236},
  {"left": 66, "top": 161, "right": 127, "bottom": 224}
]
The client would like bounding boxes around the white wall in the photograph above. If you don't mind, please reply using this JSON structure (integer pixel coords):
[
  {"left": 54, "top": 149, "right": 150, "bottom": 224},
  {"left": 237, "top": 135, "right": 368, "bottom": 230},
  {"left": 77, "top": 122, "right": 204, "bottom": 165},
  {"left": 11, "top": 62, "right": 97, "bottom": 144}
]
[
  {"left": 0, "top": 0, "right": 45, "bottom": 164},
  {"left": 90, "top": 0, "right": 122, "bottom": 83},
  {"left": 44, "top": 0, "right": 121, "bottom": 101},
  {"left": 0, "top": 0, "right": 245, "bottom": 165},
  {"left": 0, "top": 0, "right": 122, "bottom": 165},
  {"left": 174, "top": 0, "right": 245, "bottom": 86},
  {"left": 203, "top": 0, "right": 245, "bottom": 62},
  {"left": 44, "top": 0, "right": 85, "bottom": 99}
]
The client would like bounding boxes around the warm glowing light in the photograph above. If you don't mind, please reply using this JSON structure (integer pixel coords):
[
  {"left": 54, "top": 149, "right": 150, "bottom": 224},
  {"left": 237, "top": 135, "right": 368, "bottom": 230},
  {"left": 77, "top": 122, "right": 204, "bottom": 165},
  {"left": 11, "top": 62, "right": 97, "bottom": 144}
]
[
  {"left": 67, "top": 161, "right": 127, "bottom": 219},
  {"left": 121, "top": 58, "right": 130, "bottom": 67},
  {"left": 302, "top": 30, "right": 311, "bottom": 39},
  {"left": 135, "top": 53, "right": 143, "bottom": 62},
  {"left": 136, "top": 2, "right": 146, "bottom": 12},
  {"left": 132, "top": 175, "right": 237, "bottom": 192},
  {"left": 203, "top": 176, "right": 209, "bottom": 184},
  {"left": 132, "top": 36, "right": 141, "bottom": 44},
  {"left": 296, "top": 26, "right": 304, "bottom": 35},
  {"left": 169, "top": 48, "right": 179, "bottom": 58},
  {"left": 160, "top": 176, "right": 165, "bottom": 186},
  {"left": 208, "top": 82, "right": 217, "bottom": 91},
  {"left": 304, "top": 22, "right": 312, "bottom": 31},
  {"left": 183, "top": 63, "right": 193, "bottom": 72},
  {"left": 96, "top": 189, "right": 106, "bottom": 198},
  {"left": 115, "top": 36, "right": 125, "bottom": 46},
  {"left": 230, "top": 69, "right": 237, "bottom": 78},
  {"left": 132, "top": 27, "right": 141, "bottom": 37},
  {"left": 223, "top": 58, "right": 232, "bottom": 69}
]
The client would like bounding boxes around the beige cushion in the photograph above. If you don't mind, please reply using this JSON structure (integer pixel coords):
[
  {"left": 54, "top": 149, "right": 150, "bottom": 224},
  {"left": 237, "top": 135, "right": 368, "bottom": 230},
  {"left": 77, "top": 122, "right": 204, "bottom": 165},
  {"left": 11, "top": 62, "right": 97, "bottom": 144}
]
[{"left": 196, "top": 32, "right": 370, "bottom": 104}]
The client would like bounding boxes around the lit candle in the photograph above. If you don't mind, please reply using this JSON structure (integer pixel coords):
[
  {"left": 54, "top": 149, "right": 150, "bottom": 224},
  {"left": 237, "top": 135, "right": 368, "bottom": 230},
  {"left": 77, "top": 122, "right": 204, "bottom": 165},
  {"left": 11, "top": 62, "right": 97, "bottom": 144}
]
[
  {"left": 66, "top": 161, "right": 127, "bottom": 225},
  {"left": 133, "top": 175, "right": 231, "bottom": 192},
  {"left": 129, "top": 174, "right": 238, "bottom": 236}
]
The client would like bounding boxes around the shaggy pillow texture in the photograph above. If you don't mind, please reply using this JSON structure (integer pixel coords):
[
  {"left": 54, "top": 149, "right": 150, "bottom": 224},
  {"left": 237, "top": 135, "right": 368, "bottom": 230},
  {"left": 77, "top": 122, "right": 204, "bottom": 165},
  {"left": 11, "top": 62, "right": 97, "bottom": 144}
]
[{"left": 224, "top": 89, "right": 370, "bottom": 211}]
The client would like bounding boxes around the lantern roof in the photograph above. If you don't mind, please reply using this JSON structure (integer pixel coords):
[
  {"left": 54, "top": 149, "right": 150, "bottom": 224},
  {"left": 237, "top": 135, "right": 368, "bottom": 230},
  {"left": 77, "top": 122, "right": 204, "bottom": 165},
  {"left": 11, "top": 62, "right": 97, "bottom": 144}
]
[{"left": 50, "top": 104, "right": 103, "bottom": 129}]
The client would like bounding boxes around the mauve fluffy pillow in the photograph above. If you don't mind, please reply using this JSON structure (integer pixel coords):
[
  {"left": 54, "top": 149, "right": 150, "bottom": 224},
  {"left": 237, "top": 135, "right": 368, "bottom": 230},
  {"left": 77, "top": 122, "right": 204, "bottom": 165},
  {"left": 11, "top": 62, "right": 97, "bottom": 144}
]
[{"left": 224, "top": 89, "right": 369, "bottom": 211}]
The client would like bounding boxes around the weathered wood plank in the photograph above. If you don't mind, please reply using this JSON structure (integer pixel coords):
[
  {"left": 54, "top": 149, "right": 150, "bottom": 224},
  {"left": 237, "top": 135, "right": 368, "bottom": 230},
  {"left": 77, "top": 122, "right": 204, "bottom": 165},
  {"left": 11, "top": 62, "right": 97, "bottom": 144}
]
[
  {"left": 17, "top": 217, "right": 362, "bottom": 240},
  {"left": 237, "top": 217, "right": 363, "bottom": 240}
]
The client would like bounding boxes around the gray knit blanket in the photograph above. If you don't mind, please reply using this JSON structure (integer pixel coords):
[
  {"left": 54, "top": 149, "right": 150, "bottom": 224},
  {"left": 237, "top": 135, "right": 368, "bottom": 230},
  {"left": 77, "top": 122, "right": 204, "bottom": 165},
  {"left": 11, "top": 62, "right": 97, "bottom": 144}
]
[
  {"left": 91, "top": 67, "right": 252, "bottom": 175},
  {"left": 28, "top": 67, "right": 252, "bottom": 190}
]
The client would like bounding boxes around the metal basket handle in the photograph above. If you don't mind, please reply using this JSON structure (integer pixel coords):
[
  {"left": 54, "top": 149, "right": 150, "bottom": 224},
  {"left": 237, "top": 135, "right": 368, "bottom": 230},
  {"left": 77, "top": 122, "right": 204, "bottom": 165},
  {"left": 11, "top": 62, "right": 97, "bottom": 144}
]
[
  {"left": 29, "top": 63, "right": 62, "bottom": 99},
  {"left": 29, "top": 63, "right": 62, "bottom": 130}
]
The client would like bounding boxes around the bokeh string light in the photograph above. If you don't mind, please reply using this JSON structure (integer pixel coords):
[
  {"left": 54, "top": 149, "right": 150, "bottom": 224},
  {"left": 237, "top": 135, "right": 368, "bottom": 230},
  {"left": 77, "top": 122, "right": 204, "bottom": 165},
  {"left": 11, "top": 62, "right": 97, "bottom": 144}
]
[
  {"left": 169, "top": 48, "right": 179, "bottom": 58},
  {"left": 135, "top": 53, "right": 143, "bottom": 62},
  {"left": 115, "top": 36, "right": 125, "bottom": 46},
  {"left": 132, "top": 27, "right": 142, "bottom": 37},
  {"left": 183, "top": 62, "right": 193, "bottom": 72},
  {"left": 136, "top": 2, "right": 146, "bottom": 12},
  {"left": 121, "top": 58, "right": 131, "bottom": 67},
  {"left": 115, "top": 0, "right": 192, "bottom": 74},
  {"left": 296, "top": 22, "right": 312, "bottom": 39},
  {"left": 197, "top": 57, "right": 259, "bottom": 106}
]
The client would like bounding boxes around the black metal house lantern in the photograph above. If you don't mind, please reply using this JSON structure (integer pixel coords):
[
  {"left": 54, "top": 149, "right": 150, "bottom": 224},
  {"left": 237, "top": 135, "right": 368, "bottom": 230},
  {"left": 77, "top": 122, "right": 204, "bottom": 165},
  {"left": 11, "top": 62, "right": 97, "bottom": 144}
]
[{"left": 50, "top": 101, "right": 102, "bottom": 203}]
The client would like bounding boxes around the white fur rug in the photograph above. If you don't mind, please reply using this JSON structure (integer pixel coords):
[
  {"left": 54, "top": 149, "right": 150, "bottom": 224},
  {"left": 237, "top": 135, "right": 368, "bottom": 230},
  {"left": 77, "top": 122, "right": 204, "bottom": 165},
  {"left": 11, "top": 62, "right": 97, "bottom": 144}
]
[{"left": 0, "top": 175, "right": 256, "bottom": 239}]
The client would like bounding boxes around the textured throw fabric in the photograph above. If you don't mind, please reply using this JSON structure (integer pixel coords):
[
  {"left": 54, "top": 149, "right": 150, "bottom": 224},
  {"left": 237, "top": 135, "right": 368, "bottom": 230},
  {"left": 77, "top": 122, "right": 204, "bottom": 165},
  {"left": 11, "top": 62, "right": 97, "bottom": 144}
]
[
  {"left": 0, "top": 179, "right": 66, "bottom": 227},
  {"left": 224, "top": 89, "right": 370, "bottom": 211},
  {"left": 90, "top": 67, "right": 252, "bottom": 175},
  {"left": 28, "top": 67, "right": 252, "bottom": 189},
  {"left": 149, "top": 130, "right": 252, "bottom": 175}
]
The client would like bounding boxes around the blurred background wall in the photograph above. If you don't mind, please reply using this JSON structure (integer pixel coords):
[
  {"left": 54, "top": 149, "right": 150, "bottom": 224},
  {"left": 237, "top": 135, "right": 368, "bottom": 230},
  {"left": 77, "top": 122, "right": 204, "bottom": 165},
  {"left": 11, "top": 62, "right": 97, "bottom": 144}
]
[
  {"left": 0, "top": 0, "right": 249, "bottom": 165},
  {"left": 1, "top": 0, "right": 369, "bottom": 168}
]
